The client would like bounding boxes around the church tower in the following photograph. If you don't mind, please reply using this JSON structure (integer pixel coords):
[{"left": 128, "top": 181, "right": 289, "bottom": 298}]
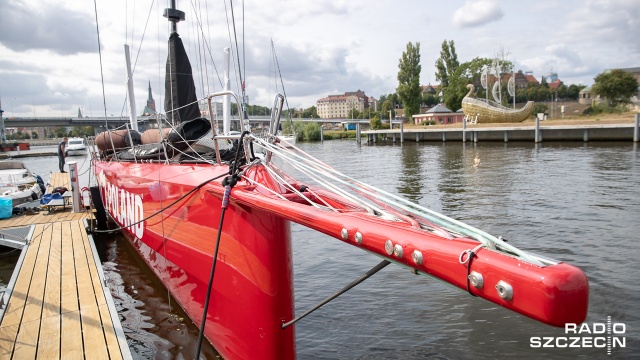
[{"left": 142, "top": 81, "right": 157, "bottom": 115}]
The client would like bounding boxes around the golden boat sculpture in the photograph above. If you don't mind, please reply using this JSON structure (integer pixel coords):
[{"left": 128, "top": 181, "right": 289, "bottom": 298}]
[{"left": 461, "top": 84, "right": 534, "bottom": 123}]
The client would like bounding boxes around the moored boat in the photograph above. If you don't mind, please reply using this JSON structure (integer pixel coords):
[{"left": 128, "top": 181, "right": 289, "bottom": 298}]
[
  {"left": 66, "top": 137, "right": 89, "bottom": 156},
  {"left": 91, "top": 3, "right": 588, "bottom": 360},
  {"left": 0, "top": 161, "right": 44, "bottom": 206}
]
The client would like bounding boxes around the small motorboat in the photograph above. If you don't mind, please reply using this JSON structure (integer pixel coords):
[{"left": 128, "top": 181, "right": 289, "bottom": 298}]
[
  {"left": 66, "top": 137, "right": 89, "bottom": 156},
  {"left": 0, "top": 161, "right": 44, "bottom": 206}
]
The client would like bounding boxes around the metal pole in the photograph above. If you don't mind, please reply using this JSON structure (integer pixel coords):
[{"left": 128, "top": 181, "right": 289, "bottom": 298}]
[
  {"left": 68, "top": 161, "right": 82, "bottom": 213},
  {"left": 320, "top": 123, "right": 324, "bottom": 143},
  {"left": 124, "top": 45, "right": 138, "bottom": 132},
  {"left": 356, "top": 122, "right": 361, "bottom": 144},
  {"left": 634, "top": 113, "right": 639, "bottom": 142},
  {"left": 0, "top": 107, "right": 6, "bottom": 143},
  {"left": 400, "top": 120, "right": 404, "bottom": 143},
  {"left": 462, "top": 117, "right": 467, "bottom": 142},
  {"left": 282, "top": 260, "right": 390, "bottom": 329},
  {"left": 223, "top": 48, "right": 231, "bottom": 134},
  {"left": 535, "top": 116, "right": 540, "bottom": 143}
]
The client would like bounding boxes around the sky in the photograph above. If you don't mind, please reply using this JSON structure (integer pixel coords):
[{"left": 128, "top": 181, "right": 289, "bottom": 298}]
[{"left": 0, "top": 0, "right": 638, "bottom": 118}]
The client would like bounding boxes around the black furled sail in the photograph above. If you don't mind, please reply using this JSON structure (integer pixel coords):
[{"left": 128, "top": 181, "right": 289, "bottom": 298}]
[{"left": 165, "top": 32, "right": 200, "bottom": 123}]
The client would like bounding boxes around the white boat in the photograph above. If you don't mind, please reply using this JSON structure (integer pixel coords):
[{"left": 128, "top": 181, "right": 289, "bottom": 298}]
[
  {"left": 276, "top": 133, "right": 296, "bottom": 147},
  {"left": 66, "top": 137, "right": 89, "bottom": 156},
  {"left": 0, "top": 161, "right": 44, "bottom": 206}
]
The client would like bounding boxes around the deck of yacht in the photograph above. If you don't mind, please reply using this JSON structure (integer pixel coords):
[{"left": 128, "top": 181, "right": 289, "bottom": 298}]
[{"left": 0, "top": 173, "right": 131, "bottom": 359}]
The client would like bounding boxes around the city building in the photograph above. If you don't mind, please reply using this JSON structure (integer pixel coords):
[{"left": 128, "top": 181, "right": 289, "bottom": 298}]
[
  {"left": 523, "top": 71, "right": 539, "bottom": 85},
  {"left": 421, "top": 84, "right": 439, "bottom": 95},
  {"left": 412, "top": 104, "right": 464, "bottom": 125},
  {"left": 198, "top": 99, "right": 223, "bottom": 118},
  {"left": 316, "top": 90, "right": 369, "bottom": 119}
]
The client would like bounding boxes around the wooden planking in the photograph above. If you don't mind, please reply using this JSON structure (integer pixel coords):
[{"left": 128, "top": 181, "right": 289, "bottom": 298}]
[
  {"left": 0, "top": 170, "right": 127, "bottom": 360},
  {"left": 77, "top": 221, "right": 120, "bottom": 359},
  {"left": 0, "top": 224, "right": 45, "bottom": 327},
  {"left": 12, "top": 223, "right": 53, "bottom": 358},
  {"left": 98, "top": 303, "right": 123, "bottom": 360},
  {"left": 36, "top": 315, "right": 61, "bottom": 359},
  {"left": 0, "top": 206, "right": 93, "bottom": 229},
  {"left": 37, "top": 223, "right": 61, "bottom": 359},
  {"left": 77, "top": 222, "right": 106, "bottom": 307},
  {"left": 59, "top": 221, "right": 83, "bottom": 359},
  {"left": 0, "top": 324, "right": 19, "bottom": 358},
  {"left": 41, "top": 224, "right": 60, "bottom": 319},
  {"left": 0, "top": 225, "right": 45, "bottom": 359},
  {"left": 70, "top": 220, "right": 109, "bottom": 359},
  {"left": 8, "top": 318, "right": 39, "bottom": 359},
  {"left": 0, "top": 216, "right": 128, "bottom": 359}
]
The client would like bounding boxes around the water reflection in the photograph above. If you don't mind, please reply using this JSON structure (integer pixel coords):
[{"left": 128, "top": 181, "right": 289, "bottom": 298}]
[
  {"left": 396, "top": 143, "right": 425, "bottom": 202},
  {"left": 93, "top": 233, "right": 219, "bottom": 360},
  {"left": 436, "top": 143, "right": 467, "bottom": 213}
]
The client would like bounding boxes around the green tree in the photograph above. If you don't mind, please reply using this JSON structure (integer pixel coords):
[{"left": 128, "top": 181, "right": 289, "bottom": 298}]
[
  {"left": 567, "top": 84, "right": 585, "bottom": 100},
  {"left": 381, "top": 100, "right": 394, "bottom": 119},
  {"left": 592, "top": 69, "right": 639, "bottom": 107},
  {"left": 369, "top": 115, "right": 381, "bottom": 130},
  {"left": 557, "top": 84, "right": 568, "bottom": 100},
  {"left": 532, "top": 103, "right": 548, "bottom": 116},
  {"left": 541, "top": 77, "right": 549, "bottom": 88},
  {"left": 303, "top": 122, "right": 321, "bottom": 141},
  {"left": 302, "top": 106, "right": 318, "bottom": 118},
  {"left": 435, "top": 40, "right": 459, "bottom": 91},
  {"left": 292, "top": 121, "right": 305, "bottom": 141},
  {"left": 348, "top": 108, "right": 360, "bottom": 119},
  {"left": 440, "top": 57, "right": 494, "bottom": 111},
  {"left": 396, "top": 42, "right": 422, "bottom": 119},
  {"left": 54, "top": 127, "right": 67, "bottom": 138}
]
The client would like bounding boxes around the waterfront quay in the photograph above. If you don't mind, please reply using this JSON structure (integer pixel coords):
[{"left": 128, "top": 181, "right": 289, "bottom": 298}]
[
  {"left": 361, "top": 115, "right": 640, "bottom": 143},
  {"left": 0, "top": 173, "right": 131, "bottom": 359}
]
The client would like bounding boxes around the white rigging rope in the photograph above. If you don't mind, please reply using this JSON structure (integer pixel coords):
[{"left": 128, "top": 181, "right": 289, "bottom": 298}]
[{"left": 250, "top": 135, "right": 543, "bottom": 266}]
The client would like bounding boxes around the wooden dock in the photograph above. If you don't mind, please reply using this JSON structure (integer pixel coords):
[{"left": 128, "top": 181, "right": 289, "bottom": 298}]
[
  {"left": 0, "top": 173, "right": 131, "bottom": 359},
  {"left": 362, "top": 121, "right": 640, "bottom": 143}
]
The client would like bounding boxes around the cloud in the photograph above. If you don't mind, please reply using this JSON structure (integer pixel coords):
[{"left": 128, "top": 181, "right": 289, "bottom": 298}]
[
  {"left": 0, "top": 1, "right": 96, "bottom": 55},
  {"left": 561, "top": 0, "right": 640, "bottom": 53},
  {"left": 453, "top": 0, "right": 504, "bottom": 28},
  {"left": 241, "top": 40, "right": 385, "bottom": 107}
]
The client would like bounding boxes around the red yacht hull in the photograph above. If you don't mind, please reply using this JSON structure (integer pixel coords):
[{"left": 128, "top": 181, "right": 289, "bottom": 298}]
[
  {"left": 94, "top": 158, "right": 588, "bottom": 359},
  {"left": 94, "top": 160, "right": 296, "bottom": 360}
]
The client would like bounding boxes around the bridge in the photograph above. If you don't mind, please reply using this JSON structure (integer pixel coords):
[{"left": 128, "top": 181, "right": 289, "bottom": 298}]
[{"left": 0, "top": 115, "right": 366, "bottom": 130}]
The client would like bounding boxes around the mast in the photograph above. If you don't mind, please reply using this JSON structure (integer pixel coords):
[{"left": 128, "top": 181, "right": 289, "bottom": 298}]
[
  {"left": 223, "top": 47, "right": 231, "bottom": 133},
  {"left": 163, "top": 0, "right": 184, "bottom": 34},
  {"left": 124, "top": 44, "right": 138, "bottom": 132},
  {"left": 163, "top": 0, "right": 200, "bottom": 124}
]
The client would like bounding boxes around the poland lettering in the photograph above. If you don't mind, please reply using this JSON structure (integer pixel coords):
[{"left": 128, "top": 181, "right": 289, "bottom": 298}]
[{"left": 99, "top": 171, "right": 144, "bottom": 238}]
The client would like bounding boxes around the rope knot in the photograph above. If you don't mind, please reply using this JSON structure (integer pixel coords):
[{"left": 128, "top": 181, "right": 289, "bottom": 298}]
[{"left": 459, "top": 243, "right": 485, "bottom": 265}]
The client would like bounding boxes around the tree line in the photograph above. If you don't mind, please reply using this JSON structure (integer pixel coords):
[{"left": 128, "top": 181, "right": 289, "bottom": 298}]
[
  {"left": 6, "top": 126, "right": 94, "bottom": 141},
  {"left": 394, "top": 40, "right": 638, "bottom": 119}
]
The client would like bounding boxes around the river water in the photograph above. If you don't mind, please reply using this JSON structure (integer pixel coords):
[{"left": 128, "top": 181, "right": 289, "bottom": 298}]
[{"left": 2, "top": 140, "right": 639, "bottom": 359}]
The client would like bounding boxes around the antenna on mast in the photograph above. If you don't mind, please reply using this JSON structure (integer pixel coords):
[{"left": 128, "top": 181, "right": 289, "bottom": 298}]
[{"left": 163, "top": 0, "right": 185, "bottom": 33}]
